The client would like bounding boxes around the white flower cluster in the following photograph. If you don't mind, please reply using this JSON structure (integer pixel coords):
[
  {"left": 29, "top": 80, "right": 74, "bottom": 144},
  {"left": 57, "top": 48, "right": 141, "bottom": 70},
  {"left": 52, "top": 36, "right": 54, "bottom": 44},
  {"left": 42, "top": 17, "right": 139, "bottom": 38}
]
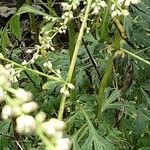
[
  {"left": 21, "top": 49, "right": 39, "bottom": 65},
  {"left": 0, "top": 63, "right": 71, "bottom": 149},
  {"left": 0, "top": 64, "right": 20, "bottom": 87},
  {"left": 43, "top": 61, "right": 53, "bottom": 69},
  {"left": 39, "top": 32, "right": 55, "bottom": 51},
  {"left": 111, "top": 0, "right": 140, "bottom": 17},
  {"left": 91, "top": 0, "right": 107, "bottom": 15},
  {"left": 41, "top": 118, "right": 71, "bottom": 150},
  {"left": 60, "top": 0, "right": 83, "bottom": 33},
  {"left": 1, "top": 87, "right": 38, "bottom": 134}
]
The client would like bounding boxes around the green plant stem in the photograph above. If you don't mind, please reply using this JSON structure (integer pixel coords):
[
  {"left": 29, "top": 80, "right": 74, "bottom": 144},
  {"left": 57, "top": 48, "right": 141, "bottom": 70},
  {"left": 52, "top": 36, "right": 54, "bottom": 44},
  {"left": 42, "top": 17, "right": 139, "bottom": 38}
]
[
  {"left": 68, "top": 21, "right": 77, "bottom": 108},
  {"left": 26, "top": 0, "right": 39, "bottom": 44},
  {"left": 36, "top": 127, "right": 55, "bottom": 150},
  {"left": 58, "top": 0, "right": 93, "bottom": 120},
  {"left": 0, "top": 54, "right": 63, "bottom": 82},
  {"left": 122, "top": 49, "right": 150, "bottom": 66}
]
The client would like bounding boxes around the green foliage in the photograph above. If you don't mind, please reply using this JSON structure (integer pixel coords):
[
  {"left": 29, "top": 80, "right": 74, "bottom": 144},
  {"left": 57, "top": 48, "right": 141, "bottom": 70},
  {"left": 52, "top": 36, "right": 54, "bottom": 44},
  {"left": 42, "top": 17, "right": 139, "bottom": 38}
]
[{"left": 0, "top": 0, "right": 150, "bottom": 150}]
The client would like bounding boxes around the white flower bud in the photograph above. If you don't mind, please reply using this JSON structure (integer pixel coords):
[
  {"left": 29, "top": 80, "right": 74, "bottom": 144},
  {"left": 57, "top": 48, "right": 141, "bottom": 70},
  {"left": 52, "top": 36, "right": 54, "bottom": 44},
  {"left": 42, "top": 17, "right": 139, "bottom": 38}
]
[
  {"left": 12, "top": 105, "right": 22, "bottom": 117},
  {"left": 43, "top": 61, "right": 52, "bottom": 69},
  {"left": 21, "top": 101, "right": 38, "bottom": 114},
  {"left": 125, "top": 0, "right": 131, "bottom": 6},
  {"left": 67, "top": 83, "right": 75, "bottom": 90},
  {"left": 131, "top": 0, "right": 140, "bottom": 4},
  {"left": 1, "top": 105, "right": 12, "bottom": 120},
  {"left": 100, "top": 1, "right": 107, "bottom": 8},
  {"left": 60, "top": 87, "right": 70, "bottom": 97},
  {"left": 35, "top": 112, "right": 46, "bottom": 123},
  {"left": 122, "top": 9, "right": 129, "bottom": 16},
  {"left": 0, "top": 87, "right": 5, "bottom": 102},
  {"left": 49, "top": 118, "right": 66, "bottom": 131},
  {"left": 42, "top": 121, "right": 56, "bottom": 137},
  {"left": 111, "top": 4, "right": 115, "bottom": 11},
  {"left": 22, "top": 60, "right": 28, "bottom": 65},
  {"left": 5, "top": 64, "right": 12, "bottom": 69},
  {"left": 14, "top": 88, "right": 32, "bottom": 102},
  {"left": 0, "top": 75, "right": 9, "bottom": 87},
  {"left": 16, "top": 115, "right": 36, "bottom": 134},
  {"left": 91, "top": 2, "right": 96, "bottom": 8},
  {"left": 55, "top": 138, "right": 71, "bottom": 150}
]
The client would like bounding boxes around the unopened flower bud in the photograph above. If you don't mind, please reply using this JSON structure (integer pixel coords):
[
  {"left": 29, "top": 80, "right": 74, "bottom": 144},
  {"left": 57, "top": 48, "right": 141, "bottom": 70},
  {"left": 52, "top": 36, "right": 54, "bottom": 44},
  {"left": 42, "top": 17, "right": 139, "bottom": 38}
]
[
  {"left": 14, "top": 88, "right": 32, "bottom": 102},
  {"left": 67, "top": 83, "right": 75, "bottom": 90},
  {"left": 12, "top": 105, "right": 22, "bottom": 117},
  {"left": 42, "top": 121, "right": 56, "bottom": 137},
  {"left": 16, "top": 115, "right": 36, "bottom": 134},
  {"left": 1, "top": 105, "right": 12, "bottom": 120},
  {"left": 49, "top": 118, "right": 66, "bottom": 131},
  {"left": 55, "top": 138, "right": 71, "bottom": 150},
  {"left": 21, "top": 101, "right": 38, "bottom": 114},
  {"left": 60, "top": 87, "right": 70, "bottom": 97},
  {"left": 35, "top": 112, "right": 46, "bottom": 123},
  {"left": 0, "top": 75, "right": 9, "bottom": 87}
]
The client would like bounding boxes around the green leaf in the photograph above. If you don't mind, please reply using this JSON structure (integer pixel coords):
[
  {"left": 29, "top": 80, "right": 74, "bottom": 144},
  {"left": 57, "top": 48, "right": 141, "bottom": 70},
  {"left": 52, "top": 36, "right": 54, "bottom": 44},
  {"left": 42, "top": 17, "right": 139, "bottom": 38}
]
[
  {"left": 42, "top": 80, "right": 60, "bottom": 90},
  {"left": 101, "top": 89, "right": 120, "bottom": 113},
  {"left": 9, "top": 15, "right": 21, "bottom": 40},
  {"left": 16, "top": 4, "right": 49, "bottom": 16},
  {"left": 78, "top": 105, "right": 114, "bottom": 150},
  {"left": 0, "top": 120, "right": 11, "bottom": 149},
  {"left": 1, "top": 29, "right": 12, "bottom": 50}
]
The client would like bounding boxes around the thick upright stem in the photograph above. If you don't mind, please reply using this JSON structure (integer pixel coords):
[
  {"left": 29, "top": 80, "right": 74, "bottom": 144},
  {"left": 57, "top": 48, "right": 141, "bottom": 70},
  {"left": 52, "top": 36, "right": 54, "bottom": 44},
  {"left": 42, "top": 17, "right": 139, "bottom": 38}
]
[{"left": 58, "top": 0, "right": 93, "bottom": 120}]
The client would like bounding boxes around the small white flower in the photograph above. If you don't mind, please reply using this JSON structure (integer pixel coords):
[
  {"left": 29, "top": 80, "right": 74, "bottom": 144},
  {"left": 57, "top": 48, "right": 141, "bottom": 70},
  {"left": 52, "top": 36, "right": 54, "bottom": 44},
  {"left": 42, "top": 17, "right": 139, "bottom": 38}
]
[
  {"left": 122, "top": 9, "right": 129, "bottom": 16},
  {"left": 43, "top": 61, "right": 52, "bottom": 69},
  {"left": 100, "top": 1, "right": 107, "bottom": 8},
  {"left": 55, "top": 138, "right": 71, "bottom": 150},
  {"left": 1, "top": 105, "right": 12, "bottom": 120},
  {"left": 111, "top": 11, "right": 117, "bottom": 17},
  {"left": 111, "top": 4, "right": 115, "bottom": 11},
  {"left": 92, "top": 6, "right": 100, "bottom": 14},
  {"left": 50, "top": 46, "right": 55, "bottom": 51},
  {"left": 60, "top": 87, "right": 70, "bottom": 97},
  {"left": 91, "top": 2, "right": 96, "bottom": 8},
  {"left": 61, "top": 2, "right": 71, "bottom": 11},
  {"left": 16, "top": 115, "right": 36, "bottom": 133},
  {"left": 22, "top": 60, "right": 28, "bottom": 65},
  {"left": 26, "top": 49, "right": 33, "bottom": 53},
  {"left": 21, "top": 101, "right": 38, "bottom": 114}
]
